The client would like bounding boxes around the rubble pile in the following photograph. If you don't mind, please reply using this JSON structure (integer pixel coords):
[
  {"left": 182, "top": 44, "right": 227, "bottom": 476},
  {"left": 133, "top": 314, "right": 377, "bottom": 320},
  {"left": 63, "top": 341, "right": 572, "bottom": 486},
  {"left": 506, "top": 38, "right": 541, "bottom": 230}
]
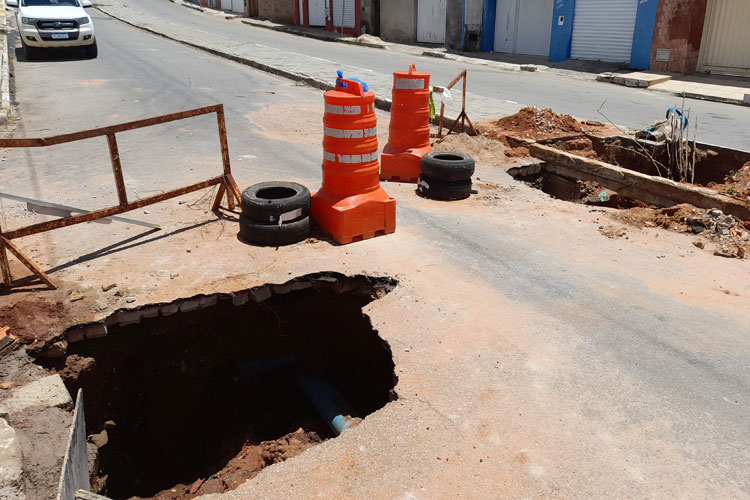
[
  {"left": 690, "top": 209, "right": 748, "bottom": 258},
  {"left": 610, "top": 204, "right": 749, "bottom": 259}
]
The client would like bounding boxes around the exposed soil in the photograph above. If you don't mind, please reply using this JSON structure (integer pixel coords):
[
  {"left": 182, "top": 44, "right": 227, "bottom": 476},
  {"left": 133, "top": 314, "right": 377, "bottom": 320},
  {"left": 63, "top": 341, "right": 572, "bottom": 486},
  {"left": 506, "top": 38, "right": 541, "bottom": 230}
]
[
  {"left": 432, "top": 132, "right": 511, "bottom": 166},
  {"left": 707, "top": 162, "right": 750, "bottom": 201},
  {"left": 148, "top": 429, "right": 322, "bottom": 499},
  {"left": 509, "top": 165, "right": 748, "bottom": 258},
  {"left": 477, "top": 107, "right": 620, "bottom": 142},
  {"left": 0, "top": 300, "right": 67, "bottom": 344},
  {"left": 551, "top": 137, "right": 607, "bottom": 161}
]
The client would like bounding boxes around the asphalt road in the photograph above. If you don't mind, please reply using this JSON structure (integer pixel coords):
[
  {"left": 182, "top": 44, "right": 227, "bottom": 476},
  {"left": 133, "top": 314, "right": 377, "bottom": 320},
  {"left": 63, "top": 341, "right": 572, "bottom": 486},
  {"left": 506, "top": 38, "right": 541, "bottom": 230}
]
[
  {"left": 2, "top": 11, "right": 324, "bottom": 210},
  {"left": 121, "top": 0, "right": 750, "bottom": 150},
  {"left": 3, "top": 8, "right": 749, "bottom": 498}
]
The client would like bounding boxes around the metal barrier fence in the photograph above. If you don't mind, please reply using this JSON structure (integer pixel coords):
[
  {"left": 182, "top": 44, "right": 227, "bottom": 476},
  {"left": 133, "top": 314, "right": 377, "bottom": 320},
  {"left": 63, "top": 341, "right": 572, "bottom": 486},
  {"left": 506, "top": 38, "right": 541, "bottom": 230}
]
[{"left": 0, "top": 104, "right": 242, "bottom": 290}]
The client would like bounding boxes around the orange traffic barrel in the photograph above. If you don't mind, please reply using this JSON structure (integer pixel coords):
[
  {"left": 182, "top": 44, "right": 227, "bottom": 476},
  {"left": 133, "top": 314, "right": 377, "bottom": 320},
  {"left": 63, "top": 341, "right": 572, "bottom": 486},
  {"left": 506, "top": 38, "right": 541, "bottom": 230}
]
[
  {"left": 380, "top": 63, "right": 432, "bottom": 183},
  {"left": 311, "top": 78, "right": 396, "bottom": 244}
]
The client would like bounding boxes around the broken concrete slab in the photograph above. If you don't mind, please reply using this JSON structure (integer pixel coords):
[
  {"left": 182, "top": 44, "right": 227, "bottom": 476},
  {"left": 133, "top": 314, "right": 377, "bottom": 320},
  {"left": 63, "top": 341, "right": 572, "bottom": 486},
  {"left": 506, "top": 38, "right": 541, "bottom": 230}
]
[
  {"left": 117, "top": 310, "right": 142, "bottom": 327},
  {"left": 160, "top": 303, "right": 180, "bottom": 316},
  {"left": 0, "top": 418, "right": 24, "bottom": 500},
  {"left": 0, "top": 375, "right": 73, "bottom": 417},
  {"left": 13, "top": 407, "right": 72, "bottom": 500},
  {"left": 598, "top": 71, "right": 674, "bottom": 88},
  {"left": 528, "top": 143, "right": 750, "bottom": 221},
  {"left": 232, "top": 292, "right": 249, "bottom": 307},
  {"left": 64, "top": 323, "right": 108, "bottom": 343},
  {"left": 249, "top": 286, "right": 272, "bottom": 302}
]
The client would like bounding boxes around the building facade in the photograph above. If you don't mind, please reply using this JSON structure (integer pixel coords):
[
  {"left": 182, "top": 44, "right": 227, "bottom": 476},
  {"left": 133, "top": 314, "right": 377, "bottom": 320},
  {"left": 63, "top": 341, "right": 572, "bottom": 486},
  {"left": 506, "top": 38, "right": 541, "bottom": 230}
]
[
  {"left": 293, "top": 0, "right": 362, "bottom": 35},
  {"left": 651, "top": 0, "right": 750, "bottom": 76},
  {"left": 378, "top": 0, "right": 750, "bottom": 76}
]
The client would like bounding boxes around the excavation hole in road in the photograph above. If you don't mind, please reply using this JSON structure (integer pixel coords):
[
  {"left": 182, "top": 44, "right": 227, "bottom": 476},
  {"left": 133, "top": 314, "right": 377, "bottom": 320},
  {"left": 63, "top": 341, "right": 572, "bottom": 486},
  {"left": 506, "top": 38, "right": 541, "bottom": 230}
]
[
  {"left": 508, "top": 165, "right": 646, "bottom": 209},
  {"left": 48, "top": 274, "right": 398, "bottom": 499},
  {"left": 538, "top": 135, "right": 750, "bottom": 187}
]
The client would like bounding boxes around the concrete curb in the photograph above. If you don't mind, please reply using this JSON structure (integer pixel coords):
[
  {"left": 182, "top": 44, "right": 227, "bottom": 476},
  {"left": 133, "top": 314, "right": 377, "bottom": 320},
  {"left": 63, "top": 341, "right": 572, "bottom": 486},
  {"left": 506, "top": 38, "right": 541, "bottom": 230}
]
[
  {"left": 597, "top": 72, "right": 750, "bottom": 108},
  {"left": 0, "top": 0, "right": 10, "bottom": 123},
  {"left": 651, "top": 88, "right": 749, "bottom": 107}
]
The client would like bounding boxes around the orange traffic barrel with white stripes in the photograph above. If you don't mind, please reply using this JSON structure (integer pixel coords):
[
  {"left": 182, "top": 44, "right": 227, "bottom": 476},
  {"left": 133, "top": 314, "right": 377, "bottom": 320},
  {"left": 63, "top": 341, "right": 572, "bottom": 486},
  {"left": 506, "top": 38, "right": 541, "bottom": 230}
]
[
  {"left": 311, "top": 78, "right": 396, "bottom": 244},
  {"left": 380, "top": 63, "right": 432, "bottom": 183}
]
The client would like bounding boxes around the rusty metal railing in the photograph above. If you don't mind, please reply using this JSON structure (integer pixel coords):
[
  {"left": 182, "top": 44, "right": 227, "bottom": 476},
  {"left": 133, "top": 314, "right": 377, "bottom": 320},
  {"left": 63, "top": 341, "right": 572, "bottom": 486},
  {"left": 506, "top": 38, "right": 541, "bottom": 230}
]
[{"left": 0, "top": 104, "right": 242, "bottom": 290}]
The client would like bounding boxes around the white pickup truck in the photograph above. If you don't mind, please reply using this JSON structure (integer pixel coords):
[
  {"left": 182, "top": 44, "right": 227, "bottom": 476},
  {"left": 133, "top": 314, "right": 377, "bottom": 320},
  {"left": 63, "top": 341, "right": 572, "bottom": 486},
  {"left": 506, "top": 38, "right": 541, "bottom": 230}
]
[{"left": 6, "top": 0, "right": 97, "bottom": 60}]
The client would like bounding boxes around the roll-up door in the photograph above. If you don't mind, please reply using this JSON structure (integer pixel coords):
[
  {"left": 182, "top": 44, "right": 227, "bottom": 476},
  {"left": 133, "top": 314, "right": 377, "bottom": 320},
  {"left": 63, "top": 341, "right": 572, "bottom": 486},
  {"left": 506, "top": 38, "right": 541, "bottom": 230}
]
[
  {"left": 570, "top": 0, "right": 638, "bottom": 63},
  {"left": 698, "top": 0, "right": 750, "bottom": 76},
  {"left": 332, "top": 0, "right": 356, "bottom": 29}
]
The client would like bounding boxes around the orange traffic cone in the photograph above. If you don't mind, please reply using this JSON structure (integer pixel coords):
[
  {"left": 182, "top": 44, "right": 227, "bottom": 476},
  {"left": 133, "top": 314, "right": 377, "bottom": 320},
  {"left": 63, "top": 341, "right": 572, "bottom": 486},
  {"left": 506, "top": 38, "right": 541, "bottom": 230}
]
[
  {"left": 380, "top": 63, "right": 432, "bottom": 183},
  {"left": 311, "top": 78, "right": 396, "bottom": 244}
]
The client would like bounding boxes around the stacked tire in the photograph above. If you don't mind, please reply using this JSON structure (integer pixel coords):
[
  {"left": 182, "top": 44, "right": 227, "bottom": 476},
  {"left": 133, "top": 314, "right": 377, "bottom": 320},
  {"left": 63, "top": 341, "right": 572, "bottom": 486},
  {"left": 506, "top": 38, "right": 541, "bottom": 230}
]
[
  {"left": 239, "top": 182, "right": 311, "bottom": 246},
  {"left": 417, "top": 152, "right": 475, "bottom": 201}
]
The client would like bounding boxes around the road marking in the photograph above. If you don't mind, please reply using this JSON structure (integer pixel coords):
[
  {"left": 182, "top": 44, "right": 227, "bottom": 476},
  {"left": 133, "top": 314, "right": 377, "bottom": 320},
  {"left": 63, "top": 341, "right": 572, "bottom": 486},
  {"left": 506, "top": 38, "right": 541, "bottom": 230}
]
[{"left": 346, "top": 65, "right": 374, "bottom": 73}]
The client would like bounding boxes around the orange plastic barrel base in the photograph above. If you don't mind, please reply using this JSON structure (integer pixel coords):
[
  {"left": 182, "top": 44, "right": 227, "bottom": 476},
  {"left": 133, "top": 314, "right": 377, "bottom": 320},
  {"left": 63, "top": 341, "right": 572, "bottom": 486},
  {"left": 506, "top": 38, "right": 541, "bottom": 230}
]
[
  {"left": 380, "top": 145, "right": 433, "bottom": 183},
  {"left": 311, "top": 188, "right": 396, "bottom": 245}
]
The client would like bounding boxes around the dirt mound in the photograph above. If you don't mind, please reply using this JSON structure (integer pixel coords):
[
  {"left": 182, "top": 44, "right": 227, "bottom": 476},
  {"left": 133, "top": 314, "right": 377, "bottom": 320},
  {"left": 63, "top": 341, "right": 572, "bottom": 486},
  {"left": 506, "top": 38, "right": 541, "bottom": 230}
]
[
  {"left": 611, "top": 204, "right": 703, "bottom": 230},
  {"left": 0, "top": 300, "right": 66, "bottom": 344},
  {"left": 432, "top": 132, "right": 512, "bottom": 166},
  {"left": 479, "top": 107, "right": 584, "bottom": 141}
]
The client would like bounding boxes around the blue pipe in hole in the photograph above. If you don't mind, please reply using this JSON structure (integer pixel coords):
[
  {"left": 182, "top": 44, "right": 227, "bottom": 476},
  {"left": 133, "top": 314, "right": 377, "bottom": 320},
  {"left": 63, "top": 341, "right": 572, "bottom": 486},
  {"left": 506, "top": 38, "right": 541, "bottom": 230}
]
[
  {"left": 236, "top": 357, "right": 359, "bottom": 435},
  {"left": 294, "top": 371, "right": 359, "bottom": 435}
]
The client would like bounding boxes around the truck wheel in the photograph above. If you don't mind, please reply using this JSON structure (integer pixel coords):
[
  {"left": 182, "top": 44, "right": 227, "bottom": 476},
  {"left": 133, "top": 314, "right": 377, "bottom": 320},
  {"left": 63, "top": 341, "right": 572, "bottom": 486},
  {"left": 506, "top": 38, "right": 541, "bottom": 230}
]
[
  {"left": 84, "top": 42, "right": 98, "bottom": 59},
  {"left": 416, "top": 175, "right": 472, "bottom": 201},
  {"left": 23, "top": 42, "right": 39, "bottom": 61},
  {"left": 241, "top": 181, "right": 310, "bottom": 224},
  {"left": 238, "top": 213, "right": 310, "bottom": 247},
  {"left": 420, "top": 151, "right": 475, "bottom": 182}
]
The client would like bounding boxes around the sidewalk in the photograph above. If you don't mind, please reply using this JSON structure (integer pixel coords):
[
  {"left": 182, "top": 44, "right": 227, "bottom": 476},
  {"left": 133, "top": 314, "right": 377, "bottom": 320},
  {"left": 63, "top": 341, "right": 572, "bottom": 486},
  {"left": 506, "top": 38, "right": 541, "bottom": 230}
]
[
  {"left": 179, "top": 0, "right": 536, "bottom": 74},
  {"left": 598, "top": 70, "right": 750, "bottom": 107}
]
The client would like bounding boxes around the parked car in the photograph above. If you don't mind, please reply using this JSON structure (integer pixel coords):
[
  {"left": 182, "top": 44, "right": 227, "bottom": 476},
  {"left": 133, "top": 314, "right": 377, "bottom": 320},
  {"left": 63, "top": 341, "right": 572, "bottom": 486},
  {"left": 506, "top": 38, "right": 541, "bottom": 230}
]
[{"left": 6, "top": 0, "right": 97, "bottom": 60}]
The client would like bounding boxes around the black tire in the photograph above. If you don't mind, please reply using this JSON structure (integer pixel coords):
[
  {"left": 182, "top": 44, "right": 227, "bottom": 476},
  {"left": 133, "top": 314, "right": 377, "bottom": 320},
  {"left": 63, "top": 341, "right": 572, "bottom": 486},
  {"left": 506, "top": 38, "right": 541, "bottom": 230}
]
[
  {"left": 416, "top": 175, "right": 472, "bottom": 201},
  {"left": 420, "top": 151, "right": 475, "bottom": 182},
  {"left": 238, "top": 214, "right": 310, "bottom": 246},
  {"left": 22, "top": 42, "right": 39, "bottom": 61},
  {"left": 83, "top": 42, "right": 98, "bottom": 59},
  {"left": 241, "top": 181, "right": 310, "bottom": 224}
]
